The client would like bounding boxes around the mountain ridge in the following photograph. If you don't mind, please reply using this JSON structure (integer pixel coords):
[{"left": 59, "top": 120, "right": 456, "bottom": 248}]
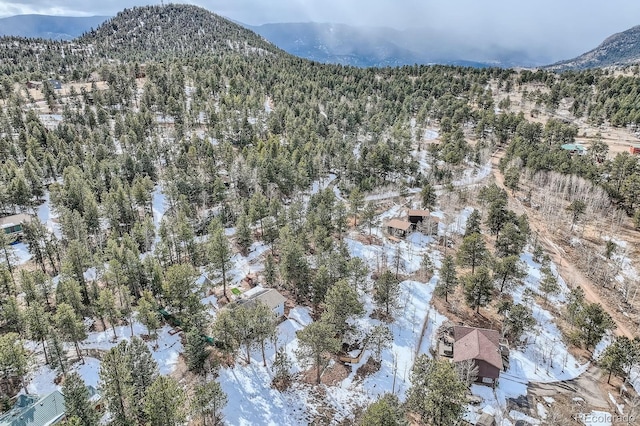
[
  {"left": 0, "top": 14, "right": 110, "bottom": 40},
  {"left": 547, "top": 25, "right": 640, "bottom": 70}
]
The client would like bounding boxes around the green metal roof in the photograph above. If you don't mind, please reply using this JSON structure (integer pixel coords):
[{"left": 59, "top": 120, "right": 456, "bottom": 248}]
[
  {"left": 0, "top": 391, "right": 66, "bottom": 426},
  {"left": 560, "top": 143, "right": 586, "bottom": 151}
]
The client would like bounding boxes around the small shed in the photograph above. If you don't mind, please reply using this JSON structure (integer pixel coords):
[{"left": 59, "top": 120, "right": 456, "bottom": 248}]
[
  {"left": 0, "top": 213, "right": 32, "bottom": 241},
  {"left": 630, "top": 145, "right": 640, "bottom": 155},
  {"left": 386, "top": 219, "right": 412, "bottom": 238},
  {"left": 47, "top": 79, "right": 62, "bottom": 90},
  {"left": 408, "top": 209, "right": 430, "bottom": 225},
  {"left": 26, "top": 81, "right": 41, "bottom": 89},
  {"left": 476, "top": 413, "right": 496, "bottom": 426}
]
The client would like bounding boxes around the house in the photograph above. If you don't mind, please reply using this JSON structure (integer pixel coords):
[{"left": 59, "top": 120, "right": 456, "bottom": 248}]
[
  {"left": 560, "top": 143, "right": 587, "bottom": 155},
  {"left": 407, "top": 209, "right": 439, "bottom": 235},
  {"left": 236, "top": 286, "right": 287, "bottom": 318},
  {"left": 0, "top": 391, "right": 66, "bottom": 426},
  {"left": 386, "top": 219, "right": 412, "bottom": 238},
  {"left": 630, "top": 145, "right": 640, "bottom": 155},
  {"left": 452, "top": 326, "right": 507, "bottom": 386},
  {"left": 47, "top": 80, "right": 62, "bottom": 90},
  {"left": 26, "top": 81, "right": 41, "bottom": 90},
  {"left": 0, "top": 214, "right": 32, "bottom": 241}
]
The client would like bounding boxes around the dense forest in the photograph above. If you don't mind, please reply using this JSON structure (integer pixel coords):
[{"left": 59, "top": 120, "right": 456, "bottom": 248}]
[{"left": 0, "top": 4, "right": 640, "bottom": 425}]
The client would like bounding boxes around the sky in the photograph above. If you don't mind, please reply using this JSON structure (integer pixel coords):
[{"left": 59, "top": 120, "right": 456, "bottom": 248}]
[{"left": 1, "top": 0, "right": 639, "bottom": 61}]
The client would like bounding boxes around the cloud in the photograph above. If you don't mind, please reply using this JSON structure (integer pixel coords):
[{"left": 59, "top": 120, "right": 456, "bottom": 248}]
[{"left": 1, "top": 0, "right": 639, "bottom": 62}]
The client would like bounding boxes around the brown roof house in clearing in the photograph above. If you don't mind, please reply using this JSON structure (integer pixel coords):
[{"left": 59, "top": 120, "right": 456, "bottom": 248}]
[
  {"left": 453, "top": 326, "right": 507, "bottom": 386},
  {"left": 386, "top": 218, "right": 412, "bottom": 238},
  {"left": 407, "top": 209, "right": 439, "bottom": 235}
]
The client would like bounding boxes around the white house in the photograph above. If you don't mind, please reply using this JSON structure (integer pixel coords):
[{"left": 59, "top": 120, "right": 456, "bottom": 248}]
[{"left": 237, "top": 286, "right": 287, "bottom": 318}]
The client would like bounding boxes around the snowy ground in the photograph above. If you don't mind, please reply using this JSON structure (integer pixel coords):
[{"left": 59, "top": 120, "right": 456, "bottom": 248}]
[{"left": 25, "top": 322, "right": 182, "bottom": 395}]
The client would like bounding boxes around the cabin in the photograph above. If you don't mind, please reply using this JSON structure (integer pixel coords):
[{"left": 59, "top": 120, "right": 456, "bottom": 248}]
[
  {"left": 560, "top": 143, "right": 587, "bottom": 155},
  {"left": 236, "top": 286, "right": 287, "bottom": 318},
  {"left": 0, "top": 214, "right": 32, "bottom": 241},
  {"left": 452, "top": 326, "right": 508, "bottom": 387},
  {"left": 407, "top": 209, "right": 439, "bottom": 235},
  {"left": 386, "top": 219, "right": 412, "bottom": 238},
  {"left": 630, "top": 145, "right": 640, "bottom": 155},
  {"left": 26, "top": 81, "right": 41, "bottom": 90}
]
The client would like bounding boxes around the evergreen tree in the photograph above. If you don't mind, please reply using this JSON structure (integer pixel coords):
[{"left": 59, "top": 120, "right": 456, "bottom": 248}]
[
  {"left": 373, "top": 270, "right": 401, "bottom": 318},
  {"left": 208, "top": 219, "right": 233, "bottom": 301},
  {"left": 193, "top": 379, "right": 228, "bottom": 426},
  {"left": 100, "top": 341, "right": 135, "bottom": 426},
  {"left": 235, "top": 212, "right": 253, "bottom": 255},
  {"left": 137, "top": 290, "right": 161, "bottom": 344},
  {"left": 575, "top": 303, "right": 615, "bottom": 350},
  {"left": 47, "top": 327, "right": 68, "bottom": 376},
  {"left": 62, "top": 372, "right": 99, "bottom": 426},
  {"left": 129, "top": 337, "right": 159, "bottom": 424},
  {"left": 539, "top": 265, "right": 560, "bottom": 304},
  {"left": 349, "top": 188, "right": 365, "bottom": 226},
  {"left": 143, "top": 375, "right": 186, "bottom": 426},
  {"left": 497, "top": 301, "right": 535, "bottom": 342},
  {"left": 406, "top": 356, "right": 466, "bottom": 426},
  {"left": 185, "top": 329, "right": 209, "bottom": 374},
  {"left": 96, "top": 288, "right": 120, "bottom": 339},
  {"left": 368, "top": 325, "right": 393, "bottom": 363},
  {"left": 492, "top": 255, "right": 526, "bottom": 293},
  {"left": 322, "top": 279, "right": 364, "bottom": 336},
  {"left": 360, "top": 393, "right": 406, "bottom": 426},
  {"left": 457, "top": 233, "right": 489, "bottom": 274},
  {"left": 463, "top": 267, "right": 493, "bottom": 313},
  {"left": 436, "top": 255, "right": 458, "bottom": 302},
  {"left": 464, "top": 209, "right": 482, "bottom": 237},
  {"left": 420, "top": 183, "right": 436, "bottom": 209},
  {"left": 54, "top": 302, "right": 87, "bottom": 362},
  {"left": 25, "top": 304, "right": 50, "bottom": 364},
  {"left": 253, "top": 301, "right": 277, "bottom": 367},
  {"left": 361, "top": 202, "right": 378, "bottom": 235},
  {"left": 0, "top": 333, "right": 28, "bottom": 393},
  {"left": 296, "top": 320, "right": 340, "bottom": 384},
  {"left": 162, "top": 263, "right": 197, "bottom": 315}
]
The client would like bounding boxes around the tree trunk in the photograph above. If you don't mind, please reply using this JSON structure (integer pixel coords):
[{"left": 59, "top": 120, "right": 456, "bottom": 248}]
[
  {"left": 607, "top": 369, "right": 612, "bottom": 384},
  {"left": 42, "top": 339, "right": 49, "bottom": 364},
  {"left": 261, "top": 340, "right": 267, "bottom": 367}
]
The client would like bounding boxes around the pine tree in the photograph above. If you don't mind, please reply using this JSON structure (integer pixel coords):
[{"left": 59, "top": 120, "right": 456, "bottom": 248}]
[
  {"left": 253, "top": 301, "right": 277, "bottom": 367},
  {"left": 137, "top": 290, "right": 161, "bottom": 344},
  {"left": 208, "top": 219, "right": 233, "bottom": 301},
  {"left": 0, "top": 333, "right": 28, "bottom": 393},
  {"left": 435, "top": 255, "right": 458, "bottom": 302},
  {"left": 129, "top": 337, "right": 159, "bottom": 424},
  {"left": 235, "top": 212, "right": 253, "bottom": 255},
  {"left": 421, "top": 183, "right": 436, "bottom": 209},
  {"left": 96, "top": 288, "right": 120, "bottom": 339},
  {"left": 185, "top": 329, "right": 209, "bottom": 374},
  {"left": 322, "top": 279, "right": 364, "bottom": 336},
  {"left": 272, "top": 347, "right": 293, "bottom": 389},
  {"left": 360, "top": 393, "right": 406, "bottom": 426},
  {"left": 456, "top": 233, "right": 489, "bottom": 274},
  {"left": 575, "top": 303, "right": 615, "bottom": 350},
  {"left": 492, "top": 255, "right": 526, "bottom": 293},
  {"left": 296, "top": 320, "right": 341, "bottom": 385},
  {"left": 47, "top": 327, "right": 68, "bottom": 376},
  {"left": 349, "top": 188, "right": 365, "bottom": 226},
  {"left": 406, "top": 356, "right": 466, "bottom": 426},
  {"left": 62, "top": 372, "right": 99, "bottom": 426},
  {"left": 162, "top": 263, "right": 197, "bottom": 315},
  {"left": 368, "top": 325, "right": 393, "bottom": 363},
  {"left": 143, "top": 375, "right": 186, "bottom": 426},
  {"left": 100, "top": 341, "right": 135, "bottom": 426},
  {"left": 25, "top": 304, "right": 50, "bottom": 364},
  {"left": 463, "top": 267, "right": 493, "bottom": 313},
  {"left": 361, "top": 202, "right": 378, "bottom": 235},
  {"left": 373, "top": 270, "right": 401, "bottom": 318},
  {"left": 539, "top": 265, "right": 560, "bottom": 304},
  {"left": 54, "top": 302, "right": 87, "bottom": 362},
  {"left": 193, "top": 379, "right": 228, "bottom": 426}
]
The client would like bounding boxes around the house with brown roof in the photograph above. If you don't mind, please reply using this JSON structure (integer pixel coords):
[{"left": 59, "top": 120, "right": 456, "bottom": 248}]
[
  {"left": 386, "top": 219, "right": 412, "bottom": 238},
  {"left": 453, "top": 326, "right": 507, "bottom": 386},
  {"left": 407, "top": 209, "right": 439, "bottom": 235}
]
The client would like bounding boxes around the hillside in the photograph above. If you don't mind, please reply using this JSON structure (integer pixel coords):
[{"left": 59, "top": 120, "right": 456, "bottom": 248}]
[
  {"left": 548, "top": 25, "right": 640, "bottom": 70},
  {"left": 79, "top": 4, "right": 280, "bottom": 60},
  {"left": 0, "top": 14, "right": 109, "bottom": 40}
]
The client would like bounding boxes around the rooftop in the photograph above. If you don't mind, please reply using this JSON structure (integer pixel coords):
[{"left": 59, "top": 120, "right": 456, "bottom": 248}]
[
  {"left": 237, "top": 287, "right": 286, "bottom": 310},
  {"left": 453, "top": 326, "right": 503, "bottom": 371},
  {"left": 0, "top": 391, "right": 66, "bottom": 426},
  {"left": 386, "top": 219, "right": 412, "bottom": 231},
  {"left": 0, "top": 214, "right": 31, "bottom": 229},
  {"left": 408, "top": 209, "right": 430, "bottom": 217}
]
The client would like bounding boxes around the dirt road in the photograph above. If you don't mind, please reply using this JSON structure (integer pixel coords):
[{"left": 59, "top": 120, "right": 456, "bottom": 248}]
[{"left": 490, "top": 149, "right": 636, "bottom": 340}]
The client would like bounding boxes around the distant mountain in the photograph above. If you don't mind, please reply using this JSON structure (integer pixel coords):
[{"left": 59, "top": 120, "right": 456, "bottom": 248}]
[
  {"left": 246, "top": 22, "right": 544, "bottom": 68},
  {"left": 79, "top": 5, "right": 280, "bottom": 60},
  {"left": 0, "top": 14, "right": 109, "bottom": 40},
  {"left": 547, "top": 25, "right": 640, "bottom": 70}
]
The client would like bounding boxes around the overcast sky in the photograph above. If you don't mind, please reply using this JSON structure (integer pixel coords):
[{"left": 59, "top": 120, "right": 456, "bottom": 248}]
[{"left": 1, "top": 0, "right": 639, "bottom": 61}]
